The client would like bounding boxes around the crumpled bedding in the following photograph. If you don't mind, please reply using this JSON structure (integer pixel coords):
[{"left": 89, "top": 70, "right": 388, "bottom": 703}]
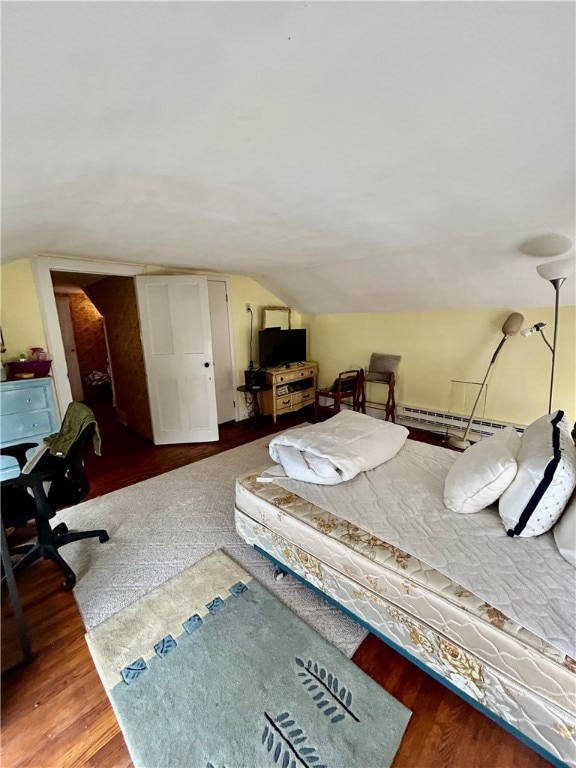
[{"left": 267, "top": 410, "right": 409, "bottom": 485}]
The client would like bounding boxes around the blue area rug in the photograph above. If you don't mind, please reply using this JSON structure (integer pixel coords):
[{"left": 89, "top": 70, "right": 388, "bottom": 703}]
[{"left": 86, "top": 550, "right": 411, "bottom": 768}]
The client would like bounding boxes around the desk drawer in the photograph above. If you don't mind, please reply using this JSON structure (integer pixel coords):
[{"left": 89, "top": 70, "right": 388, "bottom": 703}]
[
  {"left": 1, "top": 386, "right": 49, "bottom": 414},
  {"left": 0, "top": 410, "right": 54, "bottom": 442}
]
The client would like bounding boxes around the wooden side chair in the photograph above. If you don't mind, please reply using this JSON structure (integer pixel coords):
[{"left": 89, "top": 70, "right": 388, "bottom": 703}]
[
  {"left": 356, "top": 353, "right": 400, "bottom": 422},
  {"left": 315, "top": 369, "right": 364, "bottom": 414}
]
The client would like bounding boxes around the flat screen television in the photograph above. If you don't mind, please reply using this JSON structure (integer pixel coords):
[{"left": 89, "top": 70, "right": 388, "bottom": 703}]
[{"left": 258, "top": 328, "right": 307, "bottom": 368}]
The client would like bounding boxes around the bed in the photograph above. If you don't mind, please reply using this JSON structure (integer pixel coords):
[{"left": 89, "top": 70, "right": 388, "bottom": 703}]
[{"left": 234, "top": 429, "right": 576, "bottom": 768}]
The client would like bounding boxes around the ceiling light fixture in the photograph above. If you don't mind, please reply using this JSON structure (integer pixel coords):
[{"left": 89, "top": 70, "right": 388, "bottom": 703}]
[{"left": 519, "top": 234, "right": 573, "bottom": 258}]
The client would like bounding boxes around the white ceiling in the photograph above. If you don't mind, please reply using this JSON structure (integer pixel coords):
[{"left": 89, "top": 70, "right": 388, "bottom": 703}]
[{"left": 2, "top": 1, "right": 575, "bottom": 313}]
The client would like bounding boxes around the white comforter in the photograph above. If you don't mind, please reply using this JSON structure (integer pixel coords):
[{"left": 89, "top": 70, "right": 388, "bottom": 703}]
[{"left": 267, "top": 410, "right": 409, "bottom": 484}]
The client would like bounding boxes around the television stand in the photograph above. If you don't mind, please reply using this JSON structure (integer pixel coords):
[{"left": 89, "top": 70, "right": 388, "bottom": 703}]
[{"left": 260, "top": 362, "right": 318, "bottom": 423}]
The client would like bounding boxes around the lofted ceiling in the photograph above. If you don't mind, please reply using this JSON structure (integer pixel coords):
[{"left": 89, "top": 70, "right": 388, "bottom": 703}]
[{"left": 2, "top": 1, "right": 575, "bottom": 313}]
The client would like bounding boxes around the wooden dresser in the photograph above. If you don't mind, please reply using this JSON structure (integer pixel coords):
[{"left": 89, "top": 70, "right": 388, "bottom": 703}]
[
  {"left": 0, "top": 378, "right": 59, "bottom": 480},
  {"left": 260, "top": 362, "right": 317, "bottom": 423}
]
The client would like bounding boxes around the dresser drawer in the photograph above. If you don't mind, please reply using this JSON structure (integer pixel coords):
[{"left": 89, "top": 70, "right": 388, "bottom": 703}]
[
  {"left": 1, "top": 378, "right": 59, "bottom": 448},
  {"left": 273, "top": 371, "right": 297, "bottom": 385},
  {"left": 261, "top": 361, "right": 317, "bottom": 423},
  {"left": 1, "top": 386, "right": 49, "bottom": 414},
  {"left": 1, "top": 410, "right": 56, "bottom": 443},
  {"left": 272, "top": 365, "right": 316, "bottom": 385},
  {"left": 275, "top": 396, "right": 293, "bottom": 414},
  {"left": 292, "top": 388, "right": 314, "bottom": 407}
]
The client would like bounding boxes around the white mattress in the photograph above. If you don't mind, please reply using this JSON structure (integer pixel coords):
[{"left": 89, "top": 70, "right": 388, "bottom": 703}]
[
  {"left": 266, "top": 440, "right": 576, "bottom": 659},
  {"left": 234, "top": 506, "right": 576, "bottom": 767},
  {"left": 235, "top": 469, "right": 576, "bottom": 717}
]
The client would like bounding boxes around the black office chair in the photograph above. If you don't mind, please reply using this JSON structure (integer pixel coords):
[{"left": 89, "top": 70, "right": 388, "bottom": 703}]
[{"left": 1, "top": 403, "right": 109, "bottom": 591}]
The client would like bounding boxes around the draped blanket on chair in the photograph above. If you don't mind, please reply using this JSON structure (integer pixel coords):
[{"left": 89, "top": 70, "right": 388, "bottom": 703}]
[{"left": 266, "top": 410, "right": 409, "bottom": 485}]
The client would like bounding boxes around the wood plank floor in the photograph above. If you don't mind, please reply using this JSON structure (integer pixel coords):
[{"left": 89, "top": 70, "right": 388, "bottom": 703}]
[{"left": 1, "top": 403, "right": 552, "bottom": 767}]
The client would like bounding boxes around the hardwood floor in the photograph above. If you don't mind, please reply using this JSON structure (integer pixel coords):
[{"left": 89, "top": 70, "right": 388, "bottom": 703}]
[{"left": 1, "top": 404, "right": 552, "bottom": 767}]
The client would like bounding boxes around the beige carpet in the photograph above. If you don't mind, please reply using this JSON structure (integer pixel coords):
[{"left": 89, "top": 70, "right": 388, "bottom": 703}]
[{"left": 57, "top": 435, "right": 367, "bottom": 657}]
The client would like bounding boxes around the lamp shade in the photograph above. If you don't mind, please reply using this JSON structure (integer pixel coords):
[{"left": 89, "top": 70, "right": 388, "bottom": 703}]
[
  {"left": 501, "top": 312, "right": 524, "bottom": 336},
  {"left": 536, "top": 257, "right": 575, "bottom": 282},
  {"left": 448, "top": 310, "right": 525, "bottom": 451}
]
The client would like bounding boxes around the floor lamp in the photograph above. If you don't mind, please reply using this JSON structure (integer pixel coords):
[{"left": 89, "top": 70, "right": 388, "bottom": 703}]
[
  {"left": 536, "top": 256, "right": 575, "bottom": 413},
  {"left": 448, "top": 312, "right": 524, "bottom": 451}
]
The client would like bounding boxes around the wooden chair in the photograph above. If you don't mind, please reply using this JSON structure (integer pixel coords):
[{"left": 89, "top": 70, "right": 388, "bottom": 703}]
[
  {"left": 356, "top": 353, "right": 400, "bottom": 422},
  {"left": 315, "top": 369, "right": 363, "bottom": 414}
]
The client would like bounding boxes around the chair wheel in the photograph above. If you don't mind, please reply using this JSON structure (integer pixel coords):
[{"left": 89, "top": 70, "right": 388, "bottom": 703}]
[
  {"left": 99, "top": 532, "right": 110, "bottom": 543},
  {"left": 53, "top": 523, "right": 68, "bottom": 536},
  {"left": 62, "top": 574, "right": 76, "bottom": 591}
]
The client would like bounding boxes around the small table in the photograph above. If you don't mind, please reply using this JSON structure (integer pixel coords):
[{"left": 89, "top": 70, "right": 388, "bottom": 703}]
[{"left": 236, "top": 384, "right": 271, "bottom": 426}]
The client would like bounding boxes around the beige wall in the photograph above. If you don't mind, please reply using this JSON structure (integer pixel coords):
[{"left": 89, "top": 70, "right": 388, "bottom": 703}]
[
  {"left": 2, "top": 258, "right": 574, "bottom": 428},
  {"left": 0, "top": 259, "right": 47, "bottom": 358},
  {"left": 227, "top": 274, "right": 301, "bottom": 385},
  {"left": 305, "top": 306, "right": 576, "bottom": 426}
]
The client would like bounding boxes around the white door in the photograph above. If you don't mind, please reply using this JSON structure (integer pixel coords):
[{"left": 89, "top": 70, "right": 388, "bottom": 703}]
[
  {"left": 135, "top": 275, "right": 218, "bottom": 444},
  {"left": 208, "top": 279, "right": 236, "bottom": 424},
  {"left": 55, "top": 295, "right": 84, "bottom": 402}
]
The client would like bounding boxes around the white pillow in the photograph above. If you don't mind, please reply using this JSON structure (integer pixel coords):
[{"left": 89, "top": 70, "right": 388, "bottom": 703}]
[
  {"left": 443, "top": 427, "right": 520, "bottom": 513},
  {"left": 499, "top": 411, "right": 576, "bottom": 537},
  {"left": 553, "top": 493, "right": 576, "bottom": 567}
]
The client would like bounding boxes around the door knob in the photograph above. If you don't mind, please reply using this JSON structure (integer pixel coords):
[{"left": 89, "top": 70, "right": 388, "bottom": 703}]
[{"left": 204, "top": 362, "right": 210, "bottom": 368}]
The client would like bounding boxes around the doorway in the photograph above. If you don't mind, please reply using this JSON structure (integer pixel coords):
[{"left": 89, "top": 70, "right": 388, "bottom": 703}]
[
  {"left": 35, "top": 256, "right": 237, "bottom": 433},
  {"left": 53, "top": 281, "right": 117, "bottom": 404}
]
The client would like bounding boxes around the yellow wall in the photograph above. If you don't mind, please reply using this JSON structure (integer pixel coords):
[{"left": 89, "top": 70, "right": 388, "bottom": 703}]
[
  {"left": 304, "top": 307, "right": 576, "bottom": 426},
  {"left": 227, "top": 274, "right": 301, "bottom": 385},
  {"left": 2, "top": 258, "right": 574, "bottom": 428},
  {"left": 0, "top": 259, "right": 47, "bottom": 358},
  {"left": 0, "top": 259, "right": 297, "bottom": 393}
]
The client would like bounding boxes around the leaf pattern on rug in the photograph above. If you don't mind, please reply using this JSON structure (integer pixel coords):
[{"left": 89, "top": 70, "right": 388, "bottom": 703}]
[
  {"left": 295, "top": 658, "right": 359, "bottom": 723},
  {"left": 206, "top": 596, "right": 226, "bottom": 615},
  {"left": 154, "top": 634, "right": 177, "bottom": 658},
  {"left": 262, "top": 712, "right": 327, "bottom": 768},
  {"left": 120, "top": 657, "right": 148, "bottom": 685}
]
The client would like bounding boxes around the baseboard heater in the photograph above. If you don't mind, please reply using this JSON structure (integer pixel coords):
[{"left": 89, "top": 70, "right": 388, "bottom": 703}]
[
  {"left": 319, "top": 397, "right": 525, "bottom": 440},
  {"left": 394, "top": 404, "right": 525, "bottom": 440}
]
